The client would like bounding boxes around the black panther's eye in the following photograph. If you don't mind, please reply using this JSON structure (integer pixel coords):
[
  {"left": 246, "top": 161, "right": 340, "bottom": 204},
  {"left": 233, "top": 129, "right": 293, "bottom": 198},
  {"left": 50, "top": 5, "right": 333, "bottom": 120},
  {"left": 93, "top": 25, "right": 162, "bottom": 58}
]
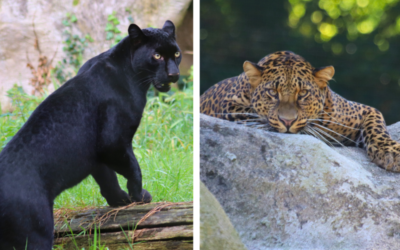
[
  {"left": 154, "top": 54, "right": 162, "bottom": 60},
  {"left": 175, "top": 52, "right": 181, "bottom": 57}
]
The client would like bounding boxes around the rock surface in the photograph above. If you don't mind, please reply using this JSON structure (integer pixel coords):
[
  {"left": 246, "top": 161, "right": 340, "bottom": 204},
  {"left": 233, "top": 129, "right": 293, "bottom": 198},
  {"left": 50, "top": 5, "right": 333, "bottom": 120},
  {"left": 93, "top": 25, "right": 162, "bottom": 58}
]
[
  {"left": 200, "top": 182, "right": 247, "bottom": 250},
  {"left": 0, "top": 0, "right": 192, "bottom": 110},
  {"left": 200, "top": 114, "right": 400, "bottom": 250}
]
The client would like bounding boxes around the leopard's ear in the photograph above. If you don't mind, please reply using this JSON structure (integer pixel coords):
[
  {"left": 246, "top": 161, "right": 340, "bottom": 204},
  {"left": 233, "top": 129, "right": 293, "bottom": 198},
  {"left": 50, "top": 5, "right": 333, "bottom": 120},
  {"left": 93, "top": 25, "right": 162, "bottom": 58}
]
[
  {"left": 243, "top": 61, "right": 263, "bottom": 91},
  {"left": 162, "top": 20, "right": 176, "bottom": 39},
  {"left": 128, "top": 24, "right": 146, "bottom": 46},
  {"left": 314, "top": 66, "right": 335, "bottom": 89}
]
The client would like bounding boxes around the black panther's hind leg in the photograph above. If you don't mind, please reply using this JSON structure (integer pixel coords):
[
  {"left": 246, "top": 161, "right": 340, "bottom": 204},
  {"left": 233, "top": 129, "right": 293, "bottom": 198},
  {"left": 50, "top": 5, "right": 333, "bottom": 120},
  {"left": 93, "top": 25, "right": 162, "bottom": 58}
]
[{"left": 0, "top": 196, "right": 54, "bottom": 250}]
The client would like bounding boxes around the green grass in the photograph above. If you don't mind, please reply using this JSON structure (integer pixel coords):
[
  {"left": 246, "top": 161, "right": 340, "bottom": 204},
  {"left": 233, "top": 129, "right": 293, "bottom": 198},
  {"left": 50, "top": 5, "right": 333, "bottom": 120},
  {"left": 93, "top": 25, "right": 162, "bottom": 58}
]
[
  {"left": 0, "top": 83, "right": 193, "bottom": 208},
  {"left": 54, "top": 89, "right": 193, "bottom": 208}
]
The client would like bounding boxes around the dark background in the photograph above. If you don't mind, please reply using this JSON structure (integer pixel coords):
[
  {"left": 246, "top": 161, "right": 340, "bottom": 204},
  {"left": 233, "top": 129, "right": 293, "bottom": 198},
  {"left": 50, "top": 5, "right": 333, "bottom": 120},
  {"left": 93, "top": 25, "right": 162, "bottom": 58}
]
[{"left": 200, "top": 0, "right": 400, "bottom": 125}]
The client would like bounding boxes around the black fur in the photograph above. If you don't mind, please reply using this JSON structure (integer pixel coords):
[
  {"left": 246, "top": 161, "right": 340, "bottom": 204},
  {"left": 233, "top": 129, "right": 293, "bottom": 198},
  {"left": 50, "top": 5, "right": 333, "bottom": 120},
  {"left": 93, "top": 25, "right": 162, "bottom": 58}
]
[{"left": 0, "top": 21, "right": 181, "bottom": 249}]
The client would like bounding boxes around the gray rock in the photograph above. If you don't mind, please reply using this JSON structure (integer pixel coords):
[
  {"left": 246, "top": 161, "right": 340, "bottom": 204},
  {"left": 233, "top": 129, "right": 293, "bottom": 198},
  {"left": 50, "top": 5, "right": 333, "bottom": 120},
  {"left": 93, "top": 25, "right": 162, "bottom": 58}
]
[
  {"left": 200, "top": 114, "right": 400, "bottom": 250},
  {"left": 200, "top": 182, "right": 247, "bottom": 250}
]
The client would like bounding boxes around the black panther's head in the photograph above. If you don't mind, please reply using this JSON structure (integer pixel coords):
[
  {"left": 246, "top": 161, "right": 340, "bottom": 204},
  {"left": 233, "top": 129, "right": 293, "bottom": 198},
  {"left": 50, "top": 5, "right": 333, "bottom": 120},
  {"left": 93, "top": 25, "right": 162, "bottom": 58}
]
[{"left": 128, "top": 21, "right": 181, "bottom": 92}]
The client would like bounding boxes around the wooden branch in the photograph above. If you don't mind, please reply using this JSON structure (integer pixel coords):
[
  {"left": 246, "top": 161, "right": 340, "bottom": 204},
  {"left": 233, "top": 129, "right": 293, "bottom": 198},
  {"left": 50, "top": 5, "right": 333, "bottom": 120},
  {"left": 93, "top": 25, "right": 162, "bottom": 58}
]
[{"left": 54, "top": 202, "right": 193, "bottom": 249}]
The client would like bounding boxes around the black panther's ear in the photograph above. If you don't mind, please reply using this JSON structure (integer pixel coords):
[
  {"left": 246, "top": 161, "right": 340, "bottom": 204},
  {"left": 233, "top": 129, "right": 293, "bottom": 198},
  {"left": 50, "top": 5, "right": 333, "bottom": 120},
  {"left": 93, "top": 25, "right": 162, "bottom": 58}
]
[
  {"left": 128, "top": 24, "right": 146, "bottom": 46},
  {"left": 162, "top": 20, "right": 176, "bottom": 39}
]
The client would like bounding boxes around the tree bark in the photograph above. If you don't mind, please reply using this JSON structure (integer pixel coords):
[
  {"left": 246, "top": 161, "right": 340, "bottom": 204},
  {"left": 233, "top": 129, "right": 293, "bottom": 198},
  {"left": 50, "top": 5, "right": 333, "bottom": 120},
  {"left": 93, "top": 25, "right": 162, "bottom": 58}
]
[{"left": 54, "top": 202, "right": 193, "bottom": 250}]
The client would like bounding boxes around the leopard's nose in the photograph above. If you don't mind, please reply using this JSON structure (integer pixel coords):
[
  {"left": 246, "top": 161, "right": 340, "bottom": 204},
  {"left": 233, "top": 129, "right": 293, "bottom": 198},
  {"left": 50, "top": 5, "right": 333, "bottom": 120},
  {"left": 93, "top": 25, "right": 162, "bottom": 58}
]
[{"left": 279, "top": 117, "right": 296, "bottom": 128}]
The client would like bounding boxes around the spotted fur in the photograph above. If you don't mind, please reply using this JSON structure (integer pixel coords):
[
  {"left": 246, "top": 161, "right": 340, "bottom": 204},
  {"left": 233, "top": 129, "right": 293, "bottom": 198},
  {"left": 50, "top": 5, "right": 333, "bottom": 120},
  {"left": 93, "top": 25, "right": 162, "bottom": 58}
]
[{"left": 201, "top": 51, "right": 400, "bottom": 172}]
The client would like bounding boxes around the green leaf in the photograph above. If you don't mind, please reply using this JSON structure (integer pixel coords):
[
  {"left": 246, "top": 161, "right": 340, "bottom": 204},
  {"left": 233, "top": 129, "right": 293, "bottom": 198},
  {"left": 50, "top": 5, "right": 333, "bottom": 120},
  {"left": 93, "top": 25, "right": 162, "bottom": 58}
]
[
  {"left": 106, "top": 32, "right": 114, "bottom": 40},
  {"left": 70, "top": 14, "right": 77, "bottom": 23},
  {"left": 105, "top": 23, "right": 114, "bottom": 31},
  {"left": 62, "top": 19, "right": 70, "bottom": 27},
  {"left": 85, "top": 34, "right": 94, "bottom": 42},
  {"left": 107, "top": 13, "right": 116, "bottom": 21},
  {"left": 115, "top": 34, "right": 123, "bottom": 42},
  {"left": 170, "top": 119, "right": 183, "bottom": 129},
  {"left": 112, "top": 19, "right": 120, "bottom": 25}
]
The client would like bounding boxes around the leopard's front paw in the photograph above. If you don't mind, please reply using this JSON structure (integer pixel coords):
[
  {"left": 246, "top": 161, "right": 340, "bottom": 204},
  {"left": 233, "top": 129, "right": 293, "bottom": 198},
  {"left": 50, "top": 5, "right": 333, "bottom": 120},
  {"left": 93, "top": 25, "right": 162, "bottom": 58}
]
[{"left": 368, "top": 143, "right": 400, "bottom": 172}]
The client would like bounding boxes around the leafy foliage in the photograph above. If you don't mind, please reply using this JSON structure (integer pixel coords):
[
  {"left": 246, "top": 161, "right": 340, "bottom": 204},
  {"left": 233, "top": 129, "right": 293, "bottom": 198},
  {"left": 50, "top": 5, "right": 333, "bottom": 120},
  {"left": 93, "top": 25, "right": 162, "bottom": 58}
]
[
  {"left": 0, "top": 85, "right": 42, "bottom": 149},
  {"left": 53, "top": 13, "right": 93, "bottom": 84},
  {"left": 287, "top": 0, "right": 400, "bottom": 51},
  {"left": 105, "top": 11, "right": 125, "bottom": 47}
]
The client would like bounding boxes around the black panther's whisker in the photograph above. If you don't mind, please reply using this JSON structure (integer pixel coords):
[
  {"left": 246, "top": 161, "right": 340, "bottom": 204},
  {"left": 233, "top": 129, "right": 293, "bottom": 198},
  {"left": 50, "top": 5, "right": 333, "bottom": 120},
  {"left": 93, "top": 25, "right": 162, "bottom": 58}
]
[
  {"left": 137, "top": 67, "right": 157, "bottom": 74},
  {"left": 137, "top": 77, "right": 154, "bottom": 87}
]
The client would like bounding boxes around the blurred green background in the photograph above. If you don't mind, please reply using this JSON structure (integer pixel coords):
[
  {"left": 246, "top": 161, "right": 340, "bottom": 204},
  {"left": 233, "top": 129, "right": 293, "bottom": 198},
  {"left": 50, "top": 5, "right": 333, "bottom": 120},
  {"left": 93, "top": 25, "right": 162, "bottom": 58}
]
[{"left": 200, "top": 0, "right": 400, "bottom": 125}]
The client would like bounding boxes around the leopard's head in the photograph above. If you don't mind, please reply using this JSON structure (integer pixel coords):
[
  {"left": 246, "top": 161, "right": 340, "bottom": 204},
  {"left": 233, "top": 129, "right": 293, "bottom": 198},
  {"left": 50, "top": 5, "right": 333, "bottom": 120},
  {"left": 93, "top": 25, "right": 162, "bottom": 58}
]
[{"left": 244, "top": 51, "right": 334, "bottom": 133}]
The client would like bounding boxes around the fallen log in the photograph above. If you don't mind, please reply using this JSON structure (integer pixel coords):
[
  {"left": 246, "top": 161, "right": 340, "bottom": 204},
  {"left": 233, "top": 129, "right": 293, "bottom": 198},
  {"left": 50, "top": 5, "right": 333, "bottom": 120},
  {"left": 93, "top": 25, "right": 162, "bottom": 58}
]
[{"left": 54, "top": 202, "right": 193, "bottom": 250}]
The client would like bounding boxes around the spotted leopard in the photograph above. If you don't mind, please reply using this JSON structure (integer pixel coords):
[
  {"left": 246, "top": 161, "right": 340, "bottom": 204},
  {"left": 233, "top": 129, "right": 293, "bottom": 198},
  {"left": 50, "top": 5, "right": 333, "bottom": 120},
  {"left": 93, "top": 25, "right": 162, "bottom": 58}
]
[{"left": 200, "top": 51, "right": 400, "bottom": 171}]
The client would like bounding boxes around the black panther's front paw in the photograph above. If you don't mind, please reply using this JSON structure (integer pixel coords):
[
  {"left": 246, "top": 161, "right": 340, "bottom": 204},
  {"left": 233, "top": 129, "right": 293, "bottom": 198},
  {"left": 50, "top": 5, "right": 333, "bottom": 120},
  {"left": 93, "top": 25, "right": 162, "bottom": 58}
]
[
  {"left": 131, "top": 189, "right": 152, "bottom": 203},
  {"left": 141, "top": 189, "right": 152, "bottom": 203},
  {"left": 107, "top": 190, "right": 132, "bottom": 207}
]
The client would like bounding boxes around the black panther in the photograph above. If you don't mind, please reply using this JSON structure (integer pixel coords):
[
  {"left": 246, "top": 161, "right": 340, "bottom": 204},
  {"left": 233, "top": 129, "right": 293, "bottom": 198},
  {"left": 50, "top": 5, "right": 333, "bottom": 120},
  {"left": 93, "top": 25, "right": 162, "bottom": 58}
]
[{"left": 0, "top": 20, "right": 181, "bottom": 249}]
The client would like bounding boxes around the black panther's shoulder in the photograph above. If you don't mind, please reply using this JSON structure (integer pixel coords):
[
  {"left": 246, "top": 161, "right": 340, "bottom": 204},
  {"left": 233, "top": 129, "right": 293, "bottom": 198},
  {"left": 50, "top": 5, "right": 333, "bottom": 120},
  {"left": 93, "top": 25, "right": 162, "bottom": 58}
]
[{"left": 77, "top": 49, "right": 112, "bottom": 75}]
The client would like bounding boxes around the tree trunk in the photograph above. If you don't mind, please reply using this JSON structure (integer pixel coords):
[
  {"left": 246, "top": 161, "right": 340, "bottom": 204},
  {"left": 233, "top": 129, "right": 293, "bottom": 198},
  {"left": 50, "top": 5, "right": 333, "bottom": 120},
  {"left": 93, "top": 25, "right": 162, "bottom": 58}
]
[{"left": 54, "top": 202, "right": 193, "bottom": 250}]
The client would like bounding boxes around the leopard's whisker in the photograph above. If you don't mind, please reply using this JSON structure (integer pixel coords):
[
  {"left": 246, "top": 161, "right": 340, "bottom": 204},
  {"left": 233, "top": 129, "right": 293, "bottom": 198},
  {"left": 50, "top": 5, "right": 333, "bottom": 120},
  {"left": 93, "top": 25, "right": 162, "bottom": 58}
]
[
  {"left": 214, "top": 112, "right": 260, "bottom": 117},
  {"left": 255, "top": 125, "right": 273, "bottom": 131},
  {"left": 239, "top": 122, "right": 262, "bottom": 126},
  {"left": 310, "top": 122, "right": 356, "bottom": 144},
  {"left": 318, "top": 110, "right": 335, "bottom": 115},
  {"left": 318, "top": 110, "right": 342, "bottom": 123},
  {"left": 307, "top": 119, "right": 361, "bottom": 131},
  {"left": 236, "top": 118, "right": 267, "bottom": 122},
  {"left": 254, "top": 124, "right": 272, "bottom": 129},
  {"left": 236, "top": 119, "right": 272, "bottom": 131},
  {"left": 312, "top": 126, "right": 346, "bottom": 147},
  {"left": 311, "top": 127, "right": 337, "bottom": 147},
  {"left": 318, "top": 110, "right": 337, "bottom": 118},
  {"left": 244, "top": 122, "right": 271, "bottom": 128},
  {"left": 301, "top": 129, "right": 314, "bottom": 137},
  {"left": 305, "top": 126, "right": 334, "bottom": 147}
]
